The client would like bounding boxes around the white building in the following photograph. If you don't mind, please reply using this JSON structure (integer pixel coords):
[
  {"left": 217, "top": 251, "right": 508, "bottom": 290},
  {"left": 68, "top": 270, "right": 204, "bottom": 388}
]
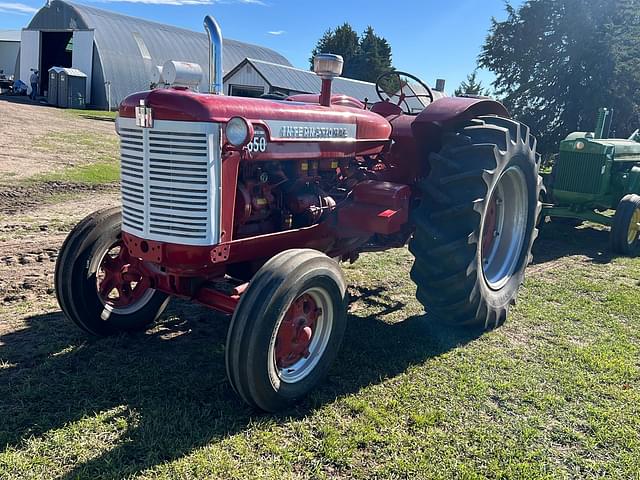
[{"left": 0, "top": 30, "right": 20, "bottom": 78}]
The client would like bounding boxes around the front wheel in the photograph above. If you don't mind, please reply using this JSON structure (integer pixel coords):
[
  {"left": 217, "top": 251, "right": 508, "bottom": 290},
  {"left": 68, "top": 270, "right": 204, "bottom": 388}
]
[
  {"left": 55, "top": 207, "right": 169, "bottom": 336},
  {"left": 225, "top": 249, "right": 347, "bottom": 412},
  {"left": 611, "top": 194, "right": 640, "bottom": 256},
  {"left": 409, "top": 116, "right": 542, "bottom": 329}
]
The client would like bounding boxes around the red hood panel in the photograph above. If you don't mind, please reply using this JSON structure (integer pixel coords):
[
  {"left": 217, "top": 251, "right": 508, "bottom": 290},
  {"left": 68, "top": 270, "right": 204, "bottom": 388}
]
[{"left": 120, "top": 89, "right": 392, "bottom": 143}]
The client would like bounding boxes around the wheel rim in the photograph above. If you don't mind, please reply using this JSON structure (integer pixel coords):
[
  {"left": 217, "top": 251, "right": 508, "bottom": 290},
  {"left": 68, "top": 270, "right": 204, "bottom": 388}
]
[
  {"left": 96, "top": 240, "right": 155, "bottom": 315},
  {"left": 481, "top": 166, "right": 529, "bottom": 290},
  {"left": 269, "top": 287, "right": 334, "bottom": 384},
  {"left": 627, "top": 208, "right": 640, "bottom": 245}
]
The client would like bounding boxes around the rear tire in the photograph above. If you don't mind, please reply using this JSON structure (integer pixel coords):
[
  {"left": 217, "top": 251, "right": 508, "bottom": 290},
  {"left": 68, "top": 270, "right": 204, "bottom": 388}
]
[
  {"left": 55, "top": 207, "right": 169, "bottom": 336},
  {"left": 611, "top": 194, "right": 640, "bottom": 256},
  {"left": 225, "top": 249, "right": 347, "bottom": 412},
  {"left": 409, "top": 116, "right": 542, "bottom": 329}
]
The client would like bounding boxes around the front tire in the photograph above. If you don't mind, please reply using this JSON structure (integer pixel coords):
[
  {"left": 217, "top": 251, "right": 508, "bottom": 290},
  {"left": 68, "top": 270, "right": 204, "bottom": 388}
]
[
  {"left": 409, "top": 116, "right": 542, "bottom": 329},
  {"left": 225, "top": 249, "right": 347, "bottom": 412},
  {"left": 611, "top": 194, "right": 640, "bottom": 256},
  {"left": 55, "top": 207, "right": 169, "bottom": 336}
]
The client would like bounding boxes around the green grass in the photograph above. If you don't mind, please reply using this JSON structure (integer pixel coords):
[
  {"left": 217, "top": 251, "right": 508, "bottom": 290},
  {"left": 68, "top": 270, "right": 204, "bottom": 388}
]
[
  {"left": 26, "top": 131, "right": 119, "bottom": 186},
  {"left": 0, "top": 226, "right": 639, "bottom": 479},
  {"left": 32, "top": 161, "right": 120, "bottom": 185},
  {"left": 32, "top": 131, "right": 118, "bottom": 165}
]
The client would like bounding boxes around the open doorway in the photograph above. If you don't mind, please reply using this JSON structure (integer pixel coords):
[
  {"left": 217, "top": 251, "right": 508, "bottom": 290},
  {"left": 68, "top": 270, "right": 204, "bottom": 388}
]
[{"left": 40, "top": 31, "right": 73, "bottom": 94}]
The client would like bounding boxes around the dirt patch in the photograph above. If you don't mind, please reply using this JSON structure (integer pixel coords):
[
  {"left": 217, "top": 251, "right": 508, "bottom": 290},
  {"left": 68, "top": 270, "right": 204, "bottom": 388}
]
[
  {"left": 0, "top": 191, "right": 118, "bottom": 332},
  {"left": 0, "top": 98, "right": 116, "bottom": 180},
  {"left": 0, "top": 181, "right": 117, "bottom": 216}
]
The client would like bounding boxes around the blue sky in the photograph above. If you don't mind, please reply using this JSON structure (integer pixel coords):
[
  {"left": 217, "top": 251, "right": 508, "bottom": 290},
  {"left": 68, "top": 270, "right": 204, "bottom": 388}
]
[{"left": 0, "top": 0, "right": 522, "bottom": 91}]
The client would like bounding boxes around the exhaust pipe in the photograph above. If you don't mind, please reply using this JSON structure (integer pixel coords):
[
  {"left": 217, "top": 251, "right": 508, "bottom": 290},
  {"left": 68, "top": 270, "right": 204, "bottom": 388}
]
[{"left": 204, "top": 15, "right": 223, "bottom": 95}]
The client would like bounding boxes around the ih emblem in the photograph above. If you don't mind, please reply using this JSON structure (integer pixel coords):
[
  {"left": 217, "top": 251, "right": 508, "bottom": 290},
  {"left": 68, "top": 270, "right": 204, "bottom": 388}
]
[{"left": 135, "top": 100, "right": 153, "bottom": 128}]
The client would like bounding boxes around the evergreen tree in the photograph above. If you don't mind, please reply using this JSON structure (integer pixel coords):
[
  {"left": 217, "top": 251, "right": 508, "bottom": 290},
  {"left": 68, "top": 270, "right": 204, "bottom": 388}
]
[
  {"left": 310, "top": 24, "right": 393, "bottom": 82},
  {"left": 351, "top": 27, "right": 393, "bottom": 83},
  {"left": 480, "top": 0, "right": 640, "bottom": 155},
  {"left": 310, "top": 23, "right": 360, "bottom": 77},
  {"left": 454, "top": 70, "right": 490, "bottom": 97}
]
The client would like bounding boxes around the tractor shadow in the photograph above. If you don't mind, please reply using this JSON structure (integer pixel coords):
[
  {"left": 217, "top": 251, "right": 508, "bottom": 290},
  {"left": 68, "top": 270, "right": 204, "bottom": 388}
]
[
  {"left": 533, "top": 221, "right": 614, "bottom": 265},
  {"left": 0, "top": 291, "right": 480, "bottom": 479}
]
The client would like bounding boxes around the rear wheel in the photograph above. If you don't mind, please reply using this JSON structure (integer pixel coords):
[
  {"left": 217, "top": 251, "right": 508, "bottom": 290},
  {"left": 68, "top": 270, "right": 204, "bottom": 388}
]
[
  {"left": 409, "top": 116, "right": 542, "bottom": 328},
  {"left": 611, "top": 194, "right": 640, "bottom": 256},
  {"left": 225, "top": 249, "right": 347, "bottom": 412},
  {"left": 55, "top": 207, "right": 169, "bottom": 336}
]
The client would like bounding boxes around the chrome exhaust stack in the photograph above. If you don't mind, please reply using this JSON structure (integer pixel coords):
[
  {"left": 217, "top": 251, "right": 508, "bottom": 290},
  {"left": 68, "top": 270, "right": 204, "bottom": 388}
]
[{"left": 203, "top": 15, "right": 224, "bottom": 95}]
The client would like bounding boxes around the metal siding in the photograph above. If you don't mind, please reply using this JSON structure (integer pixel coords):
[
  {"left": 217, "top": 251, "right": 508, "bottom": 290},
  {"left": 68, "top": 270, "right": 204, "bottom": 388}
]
[
  {"left": 19, "top": 30, "right": 39, "bottom": 94},
  {"left": 72, "top": 30, "right": 94, "bottom": 103},
  {"left": 225, "top": 63, "right": 270, "bottom": 94},
  {"left": 0, "top": 30, "right": 21, "bottom": 42},
  {"left": 0, "top": 41, "right": 19, "bottom": 77},
  {"left": 247, "top": 59, "right": 379, "bottom": 102},
  {"left": 26, "top": 0, "right": 292, "bottom": 108}
]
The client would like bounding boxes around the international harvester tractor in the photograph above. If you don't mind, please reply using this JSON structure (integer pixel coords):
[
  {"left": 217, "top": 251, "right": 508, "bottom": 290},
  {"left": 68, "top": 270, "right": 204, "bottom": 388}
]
[
  {"left": 541, "top": 107, "right": 640, "bottom": 255},
  {"left": 56, "top": 16, "right": 542, "bottom": 411}
]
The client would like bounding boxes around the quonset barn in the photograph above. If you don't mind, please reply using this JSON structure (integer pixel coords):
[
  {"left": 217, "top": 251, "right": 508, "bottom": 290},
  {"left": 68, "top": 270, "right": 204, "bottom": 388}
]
[{"left": 19, "top": 0, "right": 293, "bottom": 109}]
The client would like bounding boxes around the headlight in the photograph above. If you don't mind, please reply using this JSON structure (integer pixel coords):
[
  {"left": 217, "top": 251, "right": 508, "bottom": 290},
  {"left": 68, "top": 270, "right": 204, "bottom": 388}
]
[
  {"left": 575, "top": 141, "right": 585, "bottom": 150},
  {"left": 226, "top": 117, "right": 254, "bottom": 147}
]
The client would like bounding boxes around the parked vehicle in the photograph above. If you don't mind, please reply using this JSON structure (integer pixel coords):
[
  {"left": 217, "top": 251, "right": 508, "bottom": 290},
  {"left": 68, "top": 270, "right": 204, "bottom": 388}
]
[
  {"left": 541, "top": 107, "right": 640, "bottom": 255},
  {"left": 56, "top": 15, "right": 542, "bottom": 411}
]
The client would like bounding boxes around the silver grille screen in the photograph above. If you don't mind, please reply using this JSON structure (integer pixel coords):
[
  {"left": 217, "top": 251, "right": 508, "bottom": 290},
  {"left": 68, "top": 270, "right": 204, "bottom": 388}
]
[{"left": 118, "top": 117, "right": 221, "bottom": 246}]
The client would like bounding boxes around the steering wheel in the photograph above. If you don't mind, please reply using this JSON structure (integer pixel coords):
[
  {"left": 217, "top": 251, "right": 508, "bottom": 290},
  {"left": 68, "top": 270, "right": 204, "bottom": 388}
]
[{"left": 375, "top": 71, "right": 435, "bottom": 114}]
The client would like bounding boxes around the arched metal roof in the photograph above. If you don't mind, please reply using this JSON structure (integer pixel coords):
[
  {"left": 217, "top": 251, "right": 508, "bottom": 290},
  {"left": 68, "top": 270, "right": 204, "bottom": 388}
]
[{"left": 27, "top": 0, "right": 291, "bottom": 107}]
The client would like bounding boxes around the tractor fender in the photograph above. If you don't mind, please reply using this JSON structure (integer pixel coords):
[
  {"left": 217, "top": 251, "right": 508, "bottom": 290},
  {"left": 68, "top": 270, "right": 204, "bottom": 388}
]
[
  {"left": 412, "top": 97, "right": 510, "bottom": 154},
  {"left": 415, "top": 96, "right": 510, "bottom": 128},
  {"left": 627, "top": 166, "right": 640, "bottom": 195}
]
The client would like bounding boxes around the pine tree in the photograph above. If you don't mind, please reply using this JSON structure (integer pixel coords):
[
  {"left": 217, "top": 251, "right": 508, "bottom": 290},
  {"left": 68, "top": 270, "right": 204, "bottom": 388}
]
[
  {"left": 310, "top": 24, "right": 394, "bottom": 82},
  {"left": 310, "top": 23, "right": 360, "bottom": 77},
  {"left": 454, "top": 71, "right": 490, "bottom": 97},
  {"left": 480, "top": 0, "right": 640, "bottom": 154},
  {"left": 351, "top": 27, "right": 393, "bottom": 83}
]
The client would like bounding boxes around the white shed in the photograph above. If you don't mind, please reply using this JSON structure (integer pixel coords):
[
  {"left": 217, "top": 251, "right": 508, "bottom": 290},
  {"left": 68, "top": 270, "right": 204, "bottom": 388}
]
[{"left": 0, "top": 30, "right": 20, "bottom": 79}]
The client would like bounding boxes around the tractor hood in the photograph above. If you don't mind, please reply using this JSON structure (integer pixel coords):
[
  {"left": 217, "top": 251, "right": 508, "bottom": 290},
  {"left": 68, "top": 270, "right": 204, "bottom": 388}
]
[
  {"left": 119, "top": 88, "right": 392, "bottom": 143},
  {"left": 561, "top": 137, "right": 640, "bottom": 162}
]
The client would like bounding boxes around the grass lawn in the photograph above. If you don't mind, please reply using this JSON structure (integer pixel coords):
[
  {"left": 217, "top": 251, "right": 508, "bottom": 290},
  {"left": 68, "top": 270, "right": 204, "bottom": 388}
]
[
  {"left": 32, "top": 161, "right": 120, "bottom": 185},
  {"left": 28, "top": 131, "right": 120, "bottom": 185},
  {"left": 1, "top": 225, "right": 639, "bottom": 479}
]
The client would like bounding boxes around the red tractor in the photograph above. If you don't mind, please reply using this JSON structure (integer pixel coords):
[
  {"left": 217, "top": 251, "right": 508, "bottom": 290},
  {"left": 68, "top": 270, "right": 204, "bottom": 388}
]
[{"left": 55, "top": 16, "right": 542, "bottom": 411}]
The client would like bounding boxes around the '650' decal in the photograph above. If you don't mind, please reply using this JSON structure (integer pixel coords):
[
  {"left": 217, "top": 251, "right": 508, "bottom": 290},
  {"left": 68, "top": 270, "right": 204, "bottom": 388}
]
[{"left": 247, "top": 127, "right": 268, "bottom": 153}]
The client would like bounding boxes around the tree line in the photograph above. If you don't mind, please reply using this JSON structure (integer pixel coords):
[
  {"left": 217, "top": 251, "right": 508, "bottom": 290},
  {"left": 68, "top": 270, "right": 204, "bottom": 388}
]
[{"left": 311, "top": 0, "right": 640, "bottom": 155}]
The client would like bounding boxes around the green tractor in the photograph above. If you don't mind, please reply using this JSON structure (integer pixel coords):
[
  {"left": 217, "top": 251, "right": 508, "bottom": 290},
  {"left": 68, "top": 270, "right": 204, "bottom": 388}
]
[{"left": 542, "top": 107, "right": 640, "bottom": 255}]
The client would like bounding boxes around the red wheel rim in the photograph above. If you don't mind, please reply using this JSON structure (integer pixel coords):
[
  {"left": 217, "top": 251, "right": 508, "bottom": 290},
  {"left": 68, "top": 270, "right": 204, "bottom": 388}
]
[
  {"left": 275, "top": 293, "right": 321, "bottom": 369},
  {"left": 97, "top": 240, "right": 152, "bottom": 309}
]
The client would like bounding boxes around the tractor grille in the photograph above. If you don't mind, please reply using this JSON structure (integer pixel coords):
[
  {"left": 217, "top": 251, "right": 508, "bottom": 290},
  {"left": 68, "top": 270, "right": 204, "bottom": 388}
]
[
  {"left": 553, "top": 151, "right": 606, "bottom": 195},
  {"left": 118, "top": 118, "right": 221, "bottom": 246}
]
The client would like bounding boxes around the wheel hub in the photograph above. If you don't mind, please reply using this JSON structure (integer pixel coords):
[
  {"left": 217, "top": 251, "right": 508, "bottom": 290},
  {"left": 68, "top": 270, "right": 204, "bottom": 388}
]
[
  {"left": 481, "top": 166, "right": 528, "bottom": 290},
  {"left": 97, "top": 241, "right": 151, "bottom": 309},
  {"left": 627, "top": 208, "right": 640, "bottom": 244},
  {"left": 482, "top": 196, "right": 499, "bottom": 254},
  {"left": 275, "top": 294, "right": 320, "bottom": 368}
]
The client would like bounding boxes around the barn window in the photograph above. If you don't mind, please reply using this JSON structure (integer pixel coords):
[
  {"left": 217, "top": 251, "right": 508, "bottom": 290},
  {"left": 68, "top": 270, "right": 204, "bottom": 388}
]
[{"left": 229, "top": 84, "right": 265, "bottom": 98}]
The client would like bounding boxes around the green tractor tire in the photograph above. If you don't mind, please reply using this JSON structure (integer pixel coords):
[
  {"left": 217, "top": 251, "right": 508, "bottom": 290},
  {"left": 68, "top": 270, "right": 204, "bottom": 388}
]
[{"left": 611, "top": 194, "right": 640, "bottom": 256}]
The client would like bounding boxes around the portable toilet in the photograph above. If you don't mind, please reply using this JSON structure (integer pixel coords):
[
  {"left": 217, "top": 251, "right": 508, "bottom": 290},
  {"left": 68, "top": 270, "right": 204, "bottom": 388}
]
[
  {"left": 47, "top": 67, "right": 64, "bottom": 106},
  {"left": 58, "top": 68, "right": 87, "bottom": 109}
]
